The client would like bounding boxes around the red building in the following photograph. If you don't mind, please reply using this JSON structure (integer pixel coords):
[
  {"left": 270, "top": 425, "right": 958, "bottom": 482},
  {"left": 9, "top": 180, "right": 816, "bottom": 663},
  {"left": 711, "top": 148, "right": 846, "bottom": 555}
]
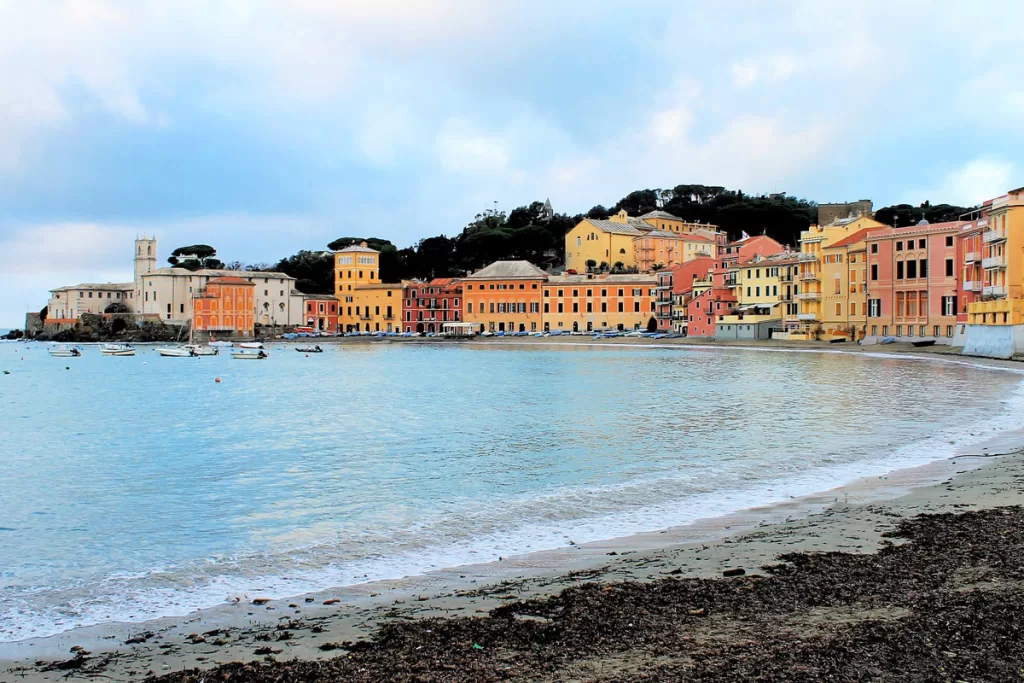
[
  {"left": 303, "top": 294, "right": 340, "bottom": 332},
  {"left": 403, "top": 278, "right": 463, "bottom": 333},
  {"left": 655, "top": 256, "right": 716, "bottom": 331},
  {"left": 719, "top": 234, "right": 785, "bottom": 270}
]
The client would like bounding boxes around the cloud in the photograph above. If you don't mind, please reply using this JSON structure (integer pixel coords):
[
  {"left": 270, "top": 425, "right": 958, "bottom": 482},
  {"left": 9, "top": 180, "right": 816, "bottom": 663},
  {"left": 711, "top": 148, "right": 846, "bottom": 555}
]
[
  {"left": 903, "top": 158, "right": 1017, "bottom": 207},
  {"left": 731, "top": 61, "right": 758, "bottom": 88}
]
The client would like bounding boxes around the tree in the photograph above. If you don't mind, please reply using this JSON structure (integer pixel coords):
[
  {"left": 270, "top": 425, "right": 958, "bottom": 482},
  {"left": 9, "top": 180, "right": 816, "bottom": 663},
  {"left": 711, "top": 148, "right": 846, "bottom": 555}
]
[
  {"left": 168, "top": 244, "right": 224, "bottom": 270},
  {"left": 586, "top": 205, "right": 608, "bottom": 219},
  {"left": 275, "top": 251, "right": 334, "bottom": 294},
  {"left": 585, "top": 259, "right": 597, "bottom": 273},
  {"left": 613, "top": 189, "right": 659, "bottom": 216},
  {"left": 874, "top": 202, "right": 971, "bottom": 228},
  {"left": 39, "top": 305, "right": 48, "bottom": 325}
]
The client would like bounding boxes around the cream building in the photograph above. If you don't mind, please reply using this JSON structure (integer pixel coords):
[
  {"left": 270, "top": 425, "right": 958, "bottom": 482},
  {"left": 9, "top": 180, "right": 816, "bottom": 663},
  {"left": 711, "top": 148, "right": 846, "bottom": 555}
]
[{"left": 47, "top": 237, "right": 304, "bottom": 328}]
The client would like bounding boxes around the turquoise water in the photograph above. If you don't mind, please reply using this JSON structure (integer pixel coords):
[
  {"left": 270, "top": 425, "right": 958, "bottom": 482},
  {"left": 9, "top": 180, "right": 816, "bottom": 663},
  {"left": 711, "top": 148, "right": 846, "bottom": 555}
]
[{"left": 1, "top": 340, "right": 1022, "bottom": 641}]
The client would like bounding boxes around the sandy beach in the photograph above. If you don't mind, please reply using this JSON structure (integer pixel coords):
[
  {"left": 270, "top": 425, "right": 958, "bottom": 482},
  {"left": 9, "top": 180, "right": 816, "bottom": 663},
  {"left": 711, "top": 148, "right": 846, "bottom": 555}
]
[{"left": 4, "top": 421, "right": 1023, "bottom": 682}]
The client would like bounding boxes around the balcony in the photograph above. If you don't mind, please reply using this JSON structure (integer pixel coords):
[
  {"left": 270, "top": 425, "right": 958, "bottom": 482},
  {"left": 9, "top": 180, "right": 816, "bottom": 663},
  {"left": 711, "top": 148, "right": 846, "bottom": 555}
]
[
  {"left": 800, "top": 272, "right": 821, "bottom": 282},
  {"left": 983, "top": 228, "right": 1006, "bottom": 243},
  {"left": 692, "top": 278, "right": 714, "bottom": 287},
  {"left": 982, "top": 255, "right": 1006, "bottom": 269},
  {"left": 964, "top": 251, "right": 980, "bottom": 263},
  {"left": 963, "top": 280, "right": 980, "bottom": 292},
  {"left": 796, "top": 313, "right": 819, "bottom": 321},
  {"left": 795, "top": 292, "right": 821, "bottom": 301},
  {"left": 779, "top": 274, "right": 794, "bottom": 283},
  {"left": 983, "top": 285, "right": 1006, "bottom": 297}
]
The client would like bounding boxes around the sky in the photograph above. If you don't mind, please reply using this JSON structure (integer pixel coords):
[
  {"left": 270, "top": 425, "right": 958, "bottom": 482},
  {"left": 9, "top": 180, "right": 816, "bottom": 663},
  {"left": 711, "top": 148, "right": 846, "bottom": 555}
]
[{"left": 1, "top": 0, "right": 1022, "bottom": 328}]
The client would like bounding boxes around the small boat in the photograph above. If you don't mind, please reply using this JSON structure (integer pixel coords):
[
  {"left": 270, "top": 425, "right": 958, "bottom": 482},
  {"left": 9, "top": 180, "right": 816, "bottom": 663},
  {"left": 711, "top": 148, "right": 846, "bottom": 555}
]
[
  {"left": 156, "top": 347, "right": 196, "bottom": 357},
  {"left": 232, "top": 349, "right": 269, "bottom": 360},
  {"left": 49, "top": 345, "right": 81, "bottom": 358},
  {"left": 879, "top": 337, "right": 896, "bottom": 345},
  {"left": 828, "top": 337, "right": 847, "bottom": 344},
  {"left": 209, "top": 341, "right": 233, "bottom": 348},
  {"left": 296, "top": 346, "right": 323, "bottom": 353},
  {"left": 102, "top": 344, "right": 136, "bottom": 356},
  {"left": 185, "top": 344, "right": 218, "bottom": 356},
  {"left": 239, "top": 342, "right": 264, "bottom": 349},
  {"left": 911, "top": 339, "right": 937, "bottom": 347}
]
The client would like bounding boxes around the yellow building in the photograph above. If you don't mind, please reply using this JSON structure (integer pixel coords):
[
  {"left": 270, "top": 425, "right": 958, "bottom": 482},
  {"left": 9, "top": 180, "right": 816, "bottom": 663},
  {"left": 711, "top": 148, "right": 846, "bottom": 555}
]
[
  {"left": 820, "top": 228, "right": 873, "bottom": 339},
  {"left": 967, "top": 186, "right": 1024, "bottom": 327},
  {"left": 732, "top": 251, "right": 801, "bottom": 325},
  {"left": 788, "top": 215, "right": 886, "bottom": 339},
  {"left": 334, "top": 242, "right": 403, "bottom": 332},
  {"left": 564, "top": 219, "right": 645, "bottom": 273},
  {"left": 543, "top": 274, "right": 657, "bottom": 333}
]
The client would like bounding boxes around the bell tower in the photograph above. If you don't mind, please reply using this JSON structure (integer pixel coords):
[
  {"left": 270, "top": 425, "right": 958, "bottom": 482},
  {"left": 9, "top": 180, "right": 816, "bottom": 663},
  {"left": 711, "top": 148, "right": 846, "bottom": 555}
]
[{"left": 135, "top": 236, "right": 157, "bottom": 281}]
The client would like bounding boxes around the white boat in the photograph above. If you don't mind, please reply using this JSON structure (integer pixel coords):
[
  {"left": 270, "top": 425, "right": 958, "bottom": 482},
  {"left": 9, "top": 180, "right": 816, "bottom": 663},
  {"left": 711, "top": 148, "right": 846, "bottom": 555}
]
[
  {"left": 185, "top": 344, "right": 218, "bottom": 356},
  {"left": 156, "top": 347, "right": 196, "bottom": 357},
  {"left": 209, "top": 341, "right": 233, "bottom": 348},
  {"left": 239, "top": 342, "right": 264, "bottom": 349},
  {"left": 49, "top": 345, "right": 82, "bottom": 358},
  {"left": 231, "top": 349, "right": 268, "bottom": 360},
  {"left": 102, "top": 344, "right": 136, "bottom": 357}
]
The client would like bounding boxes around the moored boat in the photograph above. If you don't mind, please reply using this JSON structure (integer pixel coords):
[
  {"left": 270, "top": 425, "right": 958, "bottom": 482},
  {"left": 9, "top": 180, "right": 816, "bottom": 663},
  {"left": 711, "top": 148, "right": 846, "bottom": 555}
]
[
  {"left": 49, "top": 345, "right": 82, "bottom": 358},
  {"left": 231, "top": 349, "right": 269, "bottom": 360},
  {"left": 184, "top": 344, "right": 218, "bottom": 356},
  {"left": 239, "top": 342, "right": 264, "bottom": 349},
  {"left": 911, "top": 339, "right": 937, "bottom": 347},
  {"left": 102, "top": 344, "right": 136, "bottom": 356},
  {"left": 296, "top": 346, "right": 323, "bottom": 353},
  {"left": 156, "top": 347, "right": 196, "bottom": 357}
]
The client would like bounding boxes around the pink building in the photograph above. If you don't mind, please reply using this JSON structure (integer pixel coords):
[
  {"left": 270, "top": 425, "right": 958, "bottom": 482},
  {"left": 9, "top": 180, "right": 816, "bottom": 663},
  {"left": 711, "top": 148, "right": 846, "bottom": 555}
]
[
  {"left": 957, "top": 217, "right": 986, "bottom": 326},
  {"left": 687, "top": 285, "right": 737, "bottom": 337},
  {"left": 865, "top": 221, "right": 964, "bottom": 340},
  {"left": 720, "top": 234, "right": 785, "bottom": 270}
]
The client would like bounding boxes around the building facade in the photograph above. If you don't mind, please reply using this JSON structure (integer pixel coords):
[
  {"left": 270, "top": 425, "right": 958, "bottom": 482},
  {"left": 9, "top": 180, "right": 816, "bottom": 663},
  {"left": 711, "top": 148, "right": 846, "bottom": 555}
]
[
  {"left": 820, "top": 228, "right": 873, "bottom": 339},
  {"left": 865, "top": 221, "right": 964, "bottom": 341},
  {"left": 403, "top": 278, "right": 463, "bottom": 334},
  {"left": 47, "top": 283, "right": 136, "bottom": 323},
  {"left": 543, "top": 274, "right": 657, "bottom": 332},
  {"left": 461, "top": 261, "right": 546, "bottom": 333},
  {"left": 335, "top": 242, "right": 402, "bottom": 332},
  {"left": 193, "top": 277, "right": 255, "bottom": 337},
  {"left": 303, "top": 294, "right": 340, "bottom": 332}
]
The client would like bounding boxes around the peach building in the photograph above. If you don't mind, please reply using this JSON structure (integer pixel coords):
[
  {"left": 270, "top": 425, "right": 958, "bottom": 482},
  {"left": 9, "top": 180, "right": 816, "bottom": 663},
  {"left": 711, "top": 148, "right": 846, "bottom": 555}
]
[
  {"left": 461, "top": 261, "right": 546, "bottom": 333},
  {"left": 193, "top": 276, "right": 255, "bottom": 337},
  {"left": 543, "top": 274, "right": 657, "bottom": 333}
]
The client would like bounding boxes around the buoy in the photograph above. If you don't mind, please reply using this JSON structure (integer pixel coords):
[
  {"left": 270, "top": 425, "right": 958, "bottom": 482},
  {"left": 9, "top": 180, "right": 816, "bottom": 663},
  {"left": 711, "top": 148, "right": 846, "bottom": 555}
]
[
  {"left": 305, "top": 354, "right": 309, "bottom": 358},
  {"left": 65, "top": 366, "right": 70, "bottom": 370},
  {"left": 215, "top": 377, "right": 221, "bottom": 383}
]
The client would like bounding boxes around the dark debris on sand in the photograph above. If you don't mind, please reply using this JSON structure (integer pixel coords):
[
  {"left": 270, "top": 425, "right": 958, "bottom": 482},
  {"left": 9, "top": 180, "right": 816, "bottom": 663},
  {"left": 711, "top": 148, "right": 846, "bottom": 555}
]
[{"left": 153, "top": 506, "right": 1024, "bottom": 682}]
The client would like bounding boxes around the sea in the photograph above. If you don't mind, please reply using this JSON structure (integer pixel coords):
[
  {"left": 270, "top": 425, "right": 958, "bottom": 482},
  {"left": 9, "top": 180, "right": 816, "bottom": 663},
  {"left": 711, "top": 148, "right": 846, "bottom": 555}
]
[{"left": 1, "top": 340, "right": 1022, "bottom": 642}]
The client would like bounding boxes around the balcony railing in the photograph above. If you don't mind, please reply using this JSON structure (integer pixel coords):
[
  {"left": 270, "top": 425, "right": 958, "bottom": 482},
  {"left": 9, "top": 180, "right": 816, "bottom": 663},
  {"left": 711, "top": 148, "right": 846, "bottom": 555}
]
[
  {"left": 964, "top": 251, "right": 980, "bottom": 263},
  {"left": 795, "top": 291, "right": 821, "bottom": 301},
  {"left": 983, "top": 228, "right": 1006, "bottom": 243},
  {"left": 963, "top": 281, "right": 980, "bottom": 292},
  {"left": 796, "top": 313, "right": 819, "bottom": 321},
  {"left": 982, "top": 255, "right": 1006, "bottom": 269},
  {"left": 983, "top": 285, "right": 1006, "bottom": 297},
  {"left": 800, "top": 272, "right": 821, "bottom": 282}
]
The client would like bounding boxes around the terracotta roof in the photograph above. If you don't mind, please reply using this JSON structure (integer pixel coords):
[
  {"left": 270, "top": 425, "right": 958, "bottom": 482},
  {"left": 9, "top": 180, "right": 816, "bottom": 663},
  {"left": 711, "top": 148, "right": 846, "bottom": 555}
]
[
  {"left": 825, "top": 228, "right": 875, "bottom": 249},
  {"left": 462, "top": 260, "right": 548, "bottom": 279},
  {"left": 546, "top": 274, "right": 657, "bottom": 285},
  {"left": 864, "top": 221, "right": 965, "bottom": 240}
]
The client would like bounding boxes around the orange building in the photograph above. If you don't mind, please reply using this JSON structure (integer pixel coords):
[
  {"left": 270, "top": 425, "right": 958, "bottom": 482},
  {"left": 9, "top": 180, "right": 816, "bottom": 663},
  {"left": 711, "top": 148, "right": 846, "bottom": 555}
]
[
  {"left": 193, "top": 276, "right": 255, "bottom": 337},
  {"left": 461, "top": 260, "right": 546, "bottom": 333}
]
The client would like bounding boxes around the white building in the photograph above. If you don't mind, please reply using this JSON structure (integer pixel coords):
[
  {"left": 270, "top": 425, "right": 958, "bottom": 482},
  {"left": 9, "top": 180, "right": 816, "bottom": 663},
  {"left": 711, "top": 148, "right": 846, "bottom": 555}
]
[{"left": 47, "top": 237, "right": 304, "bottom": 327}]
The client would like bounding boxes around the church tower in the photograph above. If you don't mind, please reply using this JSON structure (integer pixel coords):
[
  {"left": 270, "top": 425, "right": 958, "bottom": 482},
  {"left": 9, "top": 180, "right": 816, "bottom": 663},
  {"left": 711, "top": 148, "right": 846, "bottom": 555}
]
[{"left": 135, "top": 236, "right": 157, "bottom": 282}]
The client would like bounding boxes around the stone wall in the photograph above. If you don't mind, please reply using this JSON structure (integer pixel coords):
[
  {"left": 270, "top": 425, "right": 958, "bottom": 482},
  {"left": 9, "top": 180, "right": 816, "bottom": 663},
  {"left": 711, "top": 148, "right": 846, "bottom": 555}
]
[{"left": 818, "top": 200, "right": 873, "bottom": 226}]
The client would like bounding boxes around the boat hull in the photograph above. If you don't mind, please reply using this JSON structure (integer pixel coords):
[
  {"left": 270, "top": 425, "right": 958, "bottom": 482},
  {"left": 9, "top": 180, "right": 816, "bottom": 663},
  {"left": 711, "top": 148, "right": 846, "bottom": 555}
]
[{"left": 156, "top": 348, "right": 194, "bottom": 357}]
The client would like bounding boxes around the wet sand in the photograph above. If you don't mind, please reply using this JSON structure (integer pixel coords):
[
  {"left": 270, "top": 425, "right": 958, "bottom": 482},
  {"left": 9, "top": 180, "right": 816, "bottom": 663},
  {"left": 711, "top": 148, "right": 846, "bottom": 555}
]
[{"left": 4, "top": 430, "right": 1023, "bottom": 682}]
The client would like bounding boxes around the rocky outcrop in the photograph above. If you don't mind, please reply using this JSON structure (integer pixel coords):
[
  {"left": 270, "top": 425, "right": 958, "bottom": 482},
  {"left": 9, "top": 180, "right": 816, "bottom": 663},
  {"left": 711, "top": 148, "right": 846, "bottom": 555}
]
[{"left": 34, "top": 314, "right": 183, "bottom": 343}]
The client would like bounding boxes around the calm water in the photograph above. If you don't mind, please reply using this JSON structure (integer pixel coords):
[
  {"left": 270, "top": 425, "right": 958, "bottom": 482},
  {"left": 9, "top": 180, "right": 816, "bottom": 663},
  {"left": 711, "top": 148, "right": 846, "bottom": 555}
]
[{"left": 1, "top": 341, "right": 1022, "bottom": 641}]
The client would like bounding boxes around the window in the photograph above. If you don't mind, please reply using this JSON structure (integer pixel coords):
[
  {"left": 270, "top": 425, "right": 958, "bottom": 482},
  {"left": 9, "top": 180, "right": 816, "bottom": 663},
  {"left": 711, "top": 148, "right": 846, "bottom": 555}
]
[
  {"left": 945, "top": 258, "right": 953, "bottom": 277},
  {"left": 586, "top": 303, "right": 592, "bottom": 313},
  {"left": 467, "top": 302, "right": 473, "bottom": 313},
  {"left": 882, "top": 325, "right": 888, "bottom": 335},
  {"left": 896, "top": 241, "right": 903, "bottom": 252},
  {"left": 557, "top": 303, "right": 563, "bottom": 313},
  {"left": 918, "top": 239, "right": 926, "bottom": 249},
  {"left": 945, "top": 235, "right": 954, "bottom": 247},
  {"left": 835, "top": 303, "right": 841, "bottom": 316},
  {"left": 850, "top": 302, "right": 857, "bottom": 316},
  {"left": 601, "top": 302, "right": 607, "bottom": 312},
  {"left": 871, "top": 325, "right": 878, "bottom": 335},
  {"left": 946, "top": 325, "right": 953, "bottom": 337},
  {"left": 572, "top": 303, "right": 578, "bottom": 313},
  {"left": 871, "top": 264, "right": 878, "bottom": 281},
  {"left": 618, "top": 302, "right": 624, "bottom": 312},
  {"left": 586, "top": 289, "right": 593, "bottom": 297},
  {"left": 871, "top": 243, "right": 878, "bottom": 254},
  {"left": 906, "top": 260, "right": 917, "bottom": 279},
  {"left": 942, "top": 295, "right": 956, "bottom": 317},
  {"left": 869, "top": 299, "right": 881, "bottom": 317},
  {"left": 180, "top": 304, "right": 185, "bottom": 313},
  {"left": 897, "top": 325, "right": 903, "bottom": 336},
  {"left": 601, "top": 289, "right": 607, "bottom": 297},
  {"left": 896, "top": 261, "right": 904, "bottom": 279},
  {"left": 919, "top": 259, "right": 927, "bottom": 278}
]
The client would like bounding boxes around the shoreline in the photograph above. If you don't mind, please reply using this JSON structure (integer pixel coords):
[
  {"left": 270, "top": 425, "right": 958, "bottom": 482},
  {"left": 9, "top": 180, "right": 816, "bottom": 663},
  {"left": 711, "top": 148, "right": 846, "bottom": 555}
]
[{"left": 5, "top": 431, "right": 1024, "bottom": 681}]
